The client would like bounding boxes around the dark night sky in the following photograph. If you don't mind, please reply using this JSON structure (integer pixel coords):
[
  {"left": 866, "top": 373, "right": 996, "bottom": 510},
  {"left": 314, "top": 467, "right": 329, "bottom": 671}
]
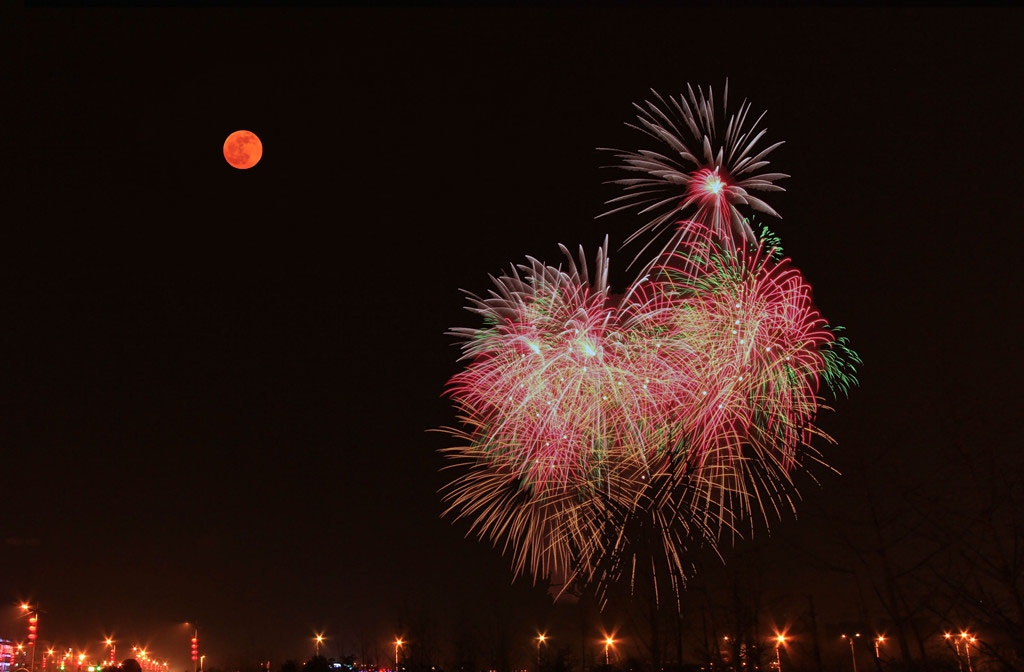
[{"left": 5, "top": 4, "right": 1023, "bottom": 670}]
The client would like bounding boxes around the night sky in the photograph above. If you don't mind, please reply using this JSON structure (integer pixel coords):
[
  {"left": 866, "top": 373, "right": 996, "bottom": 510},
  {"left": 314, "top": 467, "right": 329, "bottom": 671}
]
[{"left": 5, "top": 5, "right": 1023, "bottom": 671}]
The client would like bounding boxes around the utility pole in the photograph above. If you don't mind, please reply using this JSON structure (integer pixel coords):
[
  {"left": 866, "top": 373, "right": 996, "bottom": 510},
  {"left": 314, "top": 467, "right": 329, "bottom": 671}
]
[{"left": 806, "top": 595, "right": 824, "bottom": 672}]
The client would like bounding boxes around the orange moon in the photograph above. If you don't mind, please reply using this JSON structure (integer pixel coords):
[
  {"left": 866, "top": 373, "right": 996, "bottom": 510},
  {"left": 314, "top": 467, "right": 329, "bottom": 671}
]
[{"left": 223, "top": 130, "right": 262, "bottom": 169}]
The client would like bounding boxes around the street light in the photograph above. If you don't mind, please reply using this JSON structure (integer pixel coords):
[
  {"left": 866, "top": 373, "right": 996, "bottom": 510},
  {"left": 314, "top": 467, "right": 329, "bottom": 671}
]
[
  {"left": 20, "top": 602, "right": 41, "bottom": 672},
  {"left": 603, "top": 636, "right": 615, "bottom": 666},
  {"left": 104, "top": 639, "right": 115, "bottom": 665},
  {"left": 945, "top": 633, "right": 963, "bottom": 672},
  {"left": 774, "top": 634, "right": 787, "bottom": 671},
  {"left": 394, "top": 639, "right": 403, "bottom": 670},
  {"left": 960, "top": 632, "right": 975, "bottom": 672},
  {"left": 536, "top": 635, "right": 547, "bottom": 672},
  {"left": 315, "top": 635, "right": 324, "bottom": 657},
  {"left": 186, "top": 623, "right": 199, "bottom": 672},
  {"left": 200, "top": 656, "right": 205, "bottom": 672},
  {"left": 841, "top": 633, "right": 860, "bottom": 672},
  {"left": 874, "top": 636, "right": 885, "bottom": 660}
]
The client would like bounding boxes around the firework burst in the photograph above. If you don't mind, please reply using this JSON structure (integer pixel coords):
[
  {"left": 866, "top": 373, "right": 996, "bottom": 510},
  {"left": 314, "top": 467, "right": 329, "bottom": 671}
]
[
  {"left": 440, "top": 84, "right": 859, "bottom": 604},
  {"left": 649, "top": 224, "right": 841, "bottom": 536},
  {"left": 600, "top": 82, "right": 789, "bottom": 262},
  {"left": 442, "top": 240, "right": 695, "bottom": 581},
  {"left": 442, "top": 225, "right": 857, "bottom": 596}
]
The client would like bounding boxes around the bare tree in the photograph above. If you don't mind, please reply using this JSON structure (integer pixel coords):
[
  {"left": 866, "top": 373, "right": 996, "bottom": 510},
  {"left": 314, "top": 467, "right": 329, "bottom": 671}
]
[{"left": 923, "top": 444, "right": 1024, "bottom": 672}]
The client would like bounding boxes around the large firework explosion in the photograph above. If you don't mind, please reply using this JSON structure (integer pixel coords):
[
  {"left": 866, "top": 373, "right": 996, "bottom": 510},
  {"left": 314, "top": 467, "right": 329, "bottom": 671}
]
[{"left": 440, "top": 83, "right": 859, "bottom": 604}]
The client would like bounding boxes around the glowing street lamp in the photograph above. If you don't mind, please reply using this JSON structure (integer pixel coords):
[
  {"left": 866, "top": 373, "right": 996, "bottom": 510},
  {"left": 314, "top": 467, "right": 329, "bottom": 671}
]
[
  {"left": 536, "top": 634, "right": 547, "bottom": 672},
  {"left": 19, "top": 602, "right": 41, "bottom": 672},
  {"left": 104, "top": 639, "right": 115, "bottom": 665},
  {"left": 603, "top": 637, "right": 615, "bottom": 666},
  {"left": 394, "top": 639, "right": 403, "bottom": 669},
  {"left": 945, "top": 633, "right": 963, "bottom": 672},
  {"left": 874, "top": 636, "right": 885, "bottom": 660},
  {"left": 960, "top": 632, "right": 975, "bottom": 672},
  {"left": 186, "top": 624, "right": 199, "bottom": 672},
  {"left": 841, "top": 633, "right": 860, "bottom": 672},
  {"left": 774, "top": 634, "right": 787, "bottom": 671},
  {"left": 200, "top": 656, "right": 205, "bottom": 672},
  {"left": 315, "top": 635, "right": 325, "bottom": 657}
]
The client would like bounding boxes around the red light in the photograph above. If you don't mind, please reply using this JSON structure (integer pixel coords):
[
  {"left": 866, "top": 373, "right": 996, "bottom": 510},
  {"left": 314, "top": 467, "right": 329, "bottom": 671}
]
[{"left": 29, "top": 617, "right": 38, "bottom": 624}]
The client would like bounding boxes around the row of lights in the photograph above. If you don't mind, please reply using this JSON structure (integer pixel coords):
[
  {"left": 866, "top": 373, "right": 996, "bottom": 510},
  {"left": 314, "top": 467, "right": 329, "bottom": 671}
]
[
  {"left": 727, "top": 630, "right": 981, "bottom": 672},
  {"left": 309, "top": 633, "right": 617, "bottom": 670},
  {"left": 17, "top": 605, "right": 177, "bottom": 672},
  {"left": 944, "top": 632, "right": 979, "bottom": 672},
  {"left": 321, "top": 629, "right": 979, "bottom": 672}
]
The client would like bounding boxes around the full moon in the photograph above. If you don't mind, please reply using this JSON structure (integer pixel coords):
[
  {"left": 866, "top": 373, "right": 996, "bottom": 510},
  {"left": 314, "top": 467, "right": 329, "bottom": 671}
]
[{"left": 223, "top": 130, "right": 262, "bottom": 169}]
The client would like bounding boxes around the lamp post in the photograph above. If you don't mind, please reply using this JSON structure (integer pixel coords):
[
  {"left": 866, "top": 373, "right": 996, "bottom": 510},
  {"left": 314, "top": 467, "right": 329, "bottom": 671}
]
[
  {"left": 394, "top": 639, "right": 403, "bottom": 670},
  {"left": 315, "top": 635, "right": 324, "bottom": 658},
  {"left": 873, "top": 636, "right": 884, "bottom": 660},
  {"left": 189, "top": 626, "right": 199, "bottom": 672},
  {"left": 841, "top": 633, "right": 860, "bottom": 672},
  {"left": 774, "top": 635, "right": 787, "bottom": 671},
  {"left": 201, "top": 656, "right": 205, "bottom": 672},
  {"left": 536, "top": 635, "right": 546, "bottom": 672},
  {"left": 603, "top": 637, "right": 615, "bottom": 666},
  {"left": 960, "top": 633, "right": 974, "bottom": 672},
  {"left": 944, "top": 634, "right": 963, "bottom": 672},
  {"left": 21, "top": 602, "right": 41, "bottom": 672},
  {"left": 105, "top": 639, "right": 115, "bottom": 665}
]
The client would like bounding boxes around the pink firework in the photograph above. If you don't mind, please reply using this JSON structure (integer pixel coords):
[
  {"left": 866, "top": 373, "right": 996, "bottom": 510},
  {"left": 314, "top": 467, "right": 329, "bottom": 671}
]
[
  {"left": 446, "top": 239, "right": 693, "bottom": 496},
  {"left": 650, "top": 223, "right": 835, "bottom": 532},
  {"left": 601, "top": 83, "right": 789, "bottom": 262},
  {"left": 442, "top": 241, "right": 707, "bottom": 582},
  {"left": 441, "top": 84, "right": 859, "bottom": 600},
  {"left": 442, "top": 226, "right": 843, "bottom": 587}
]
